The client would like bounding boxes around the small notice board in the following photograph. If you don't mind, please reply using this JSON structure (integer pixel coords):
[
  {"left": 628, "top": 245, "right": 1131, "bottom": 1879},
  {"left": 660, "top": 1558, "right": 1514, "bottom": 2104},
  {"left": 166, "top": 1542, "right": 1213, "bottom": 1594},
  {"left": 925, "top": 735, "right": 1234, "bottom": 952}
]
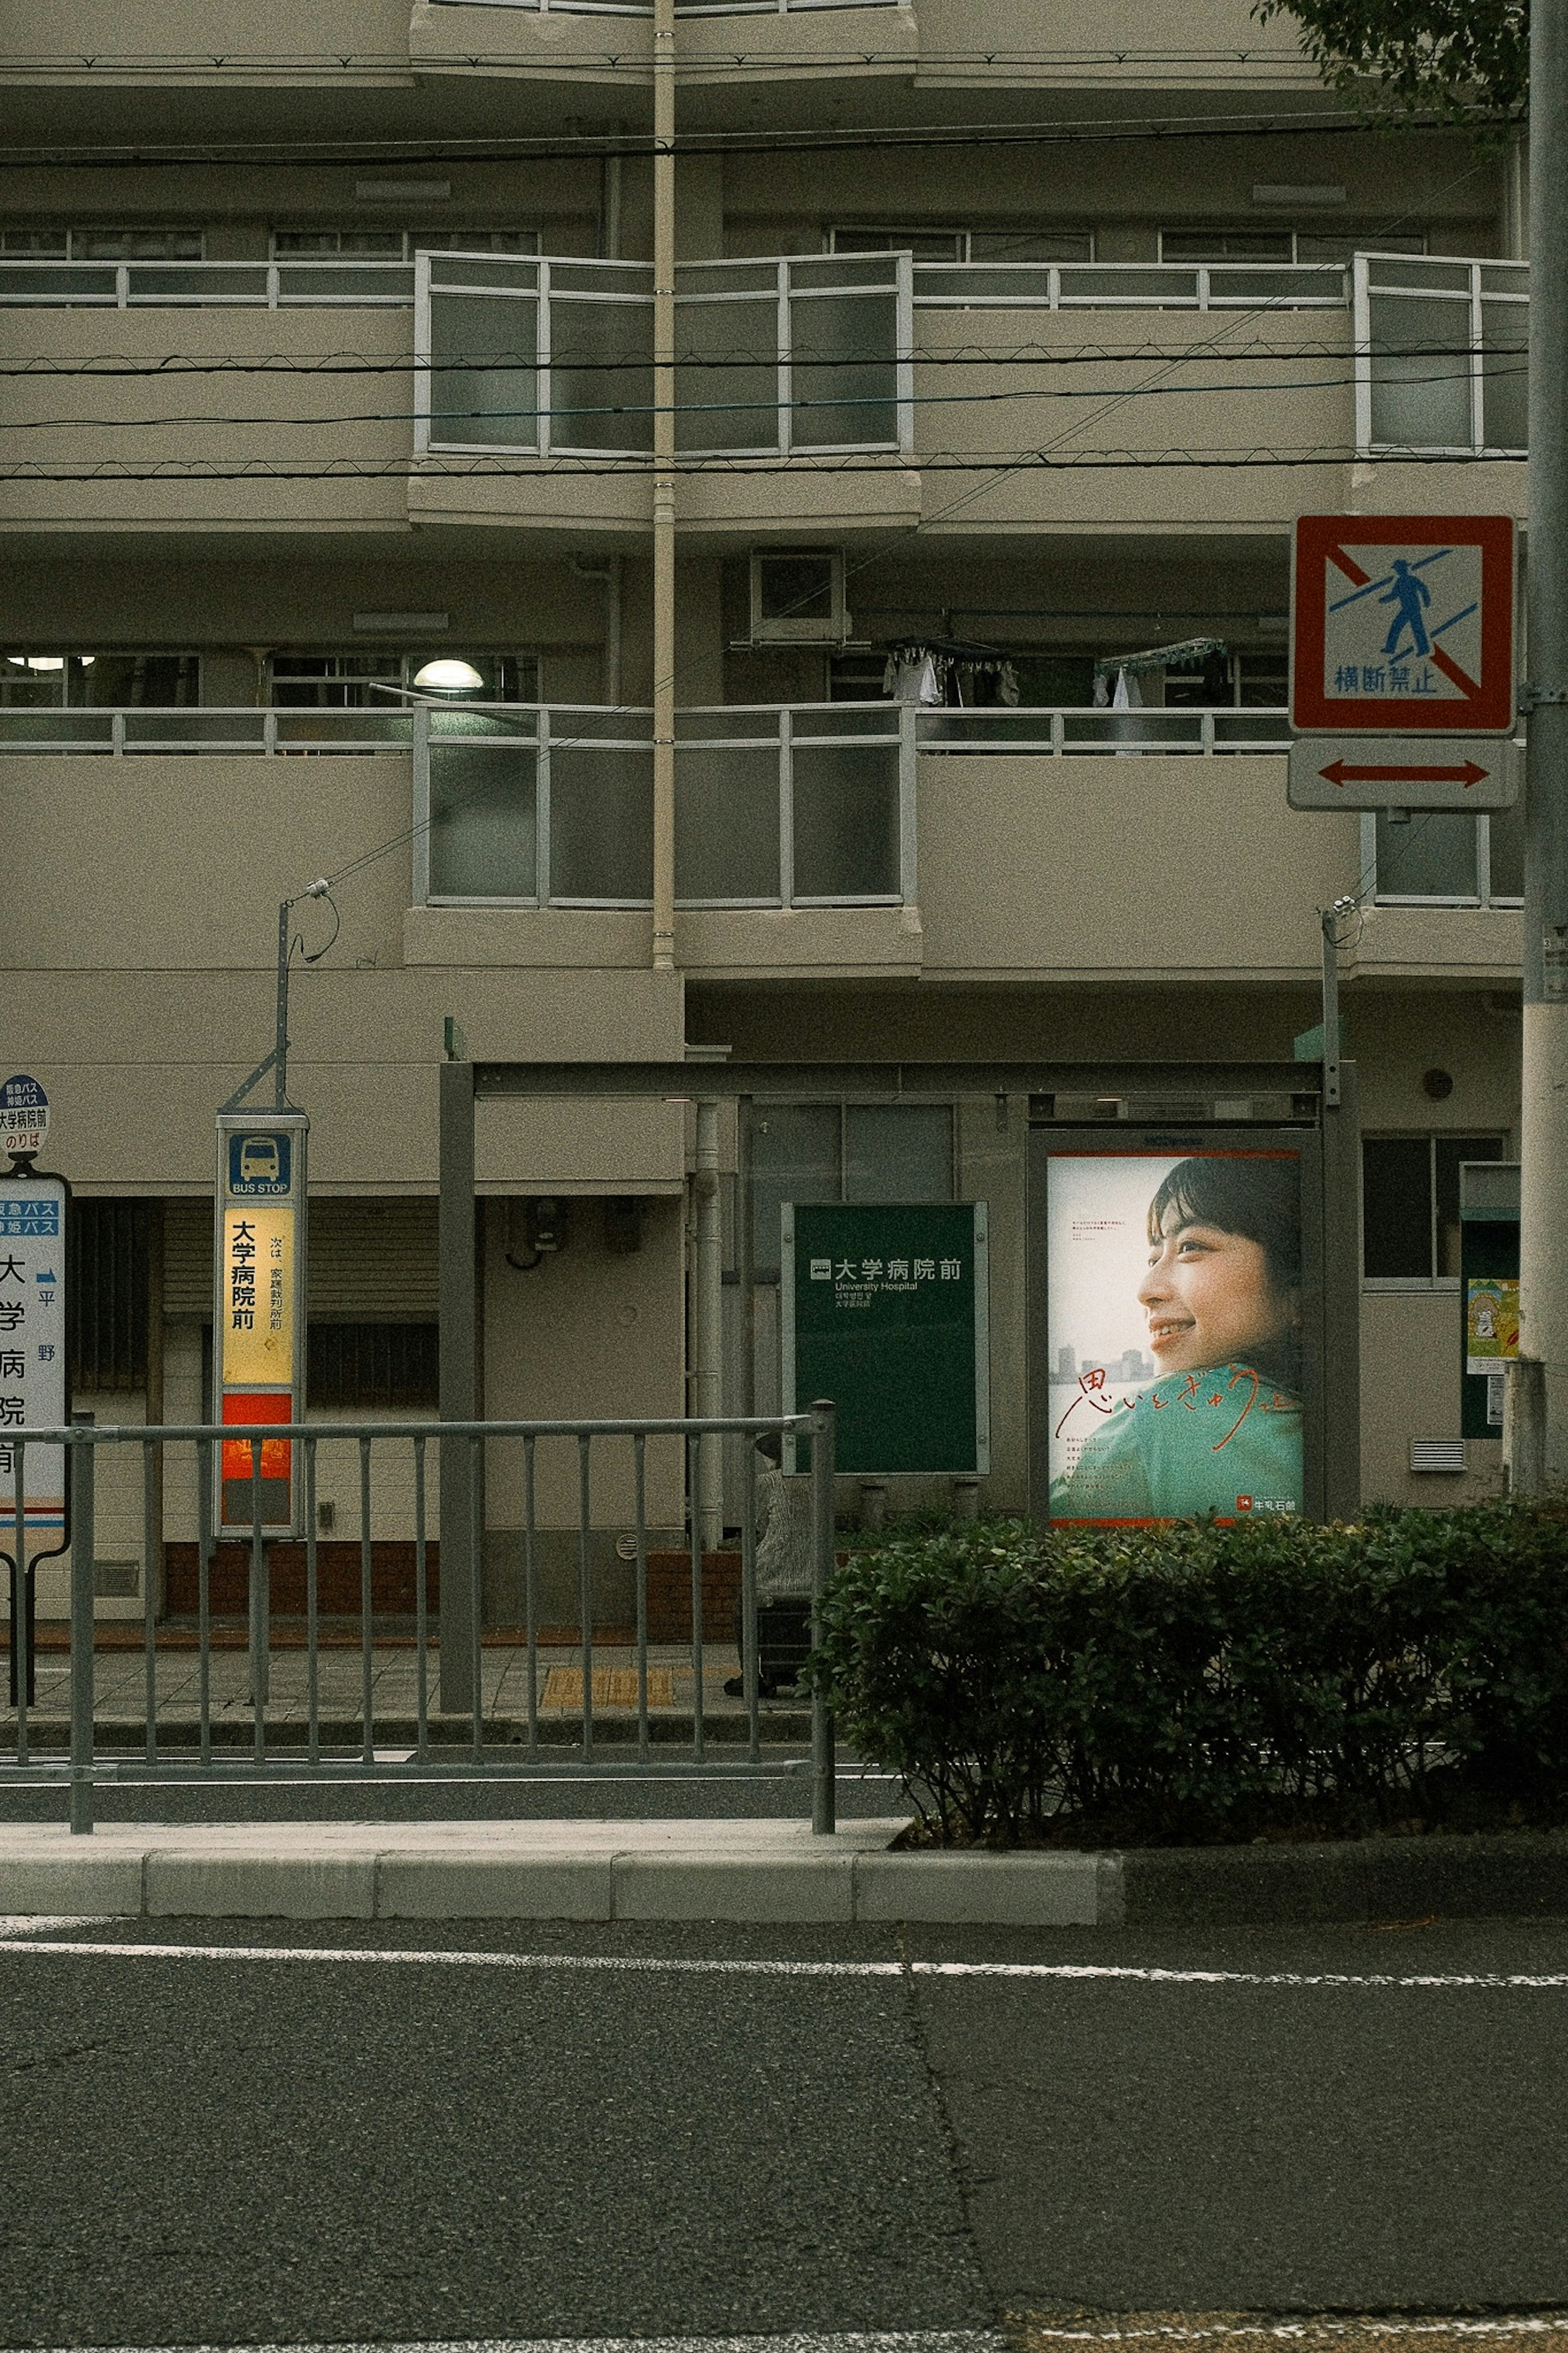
[
  {"left": 782, "top": 1202, "right": 989, "bottom": 1475},
  {"left": 0, "top": 1173, "right": 67, "bottom": 1568}
]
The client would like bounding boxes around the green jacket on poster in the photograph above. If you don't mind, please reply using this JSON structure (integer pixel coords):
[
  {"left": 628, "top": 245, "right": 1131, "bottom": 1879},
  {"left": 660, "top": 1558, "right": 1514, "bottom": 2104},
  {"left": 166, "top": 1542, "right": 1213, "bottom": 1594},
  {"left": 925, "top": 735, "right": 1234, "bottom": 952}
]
[{"left": 1050, "top": 1360, "right": 1302, "bottom": 1522}]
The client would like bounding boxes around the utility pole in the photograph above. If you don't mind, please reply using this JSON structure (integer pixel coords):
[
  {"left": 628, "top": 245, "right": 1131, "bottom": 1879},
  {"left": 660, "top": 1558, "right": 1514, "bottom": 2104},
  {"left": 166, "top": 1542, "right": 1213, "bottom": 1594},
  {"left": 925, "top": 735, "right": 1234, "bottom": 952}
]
[
  {"left": 650, "top": 0, "right": 677, "bottom": 972},
  {"left": 1515, "top": 0, "right": 1568, "bottom": 1492}
]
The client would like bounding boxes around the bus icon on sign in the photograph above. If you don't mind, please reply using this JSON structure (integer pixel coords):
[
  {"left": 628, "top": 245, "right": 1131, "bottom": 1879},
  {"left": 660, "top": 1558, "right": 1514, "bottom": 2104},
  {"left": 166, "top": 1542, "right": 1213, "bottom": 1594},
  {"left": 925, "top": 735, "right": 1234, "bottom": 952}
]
[{"left": 229, "top": 1132, "right": 291, "bottom": 1196}]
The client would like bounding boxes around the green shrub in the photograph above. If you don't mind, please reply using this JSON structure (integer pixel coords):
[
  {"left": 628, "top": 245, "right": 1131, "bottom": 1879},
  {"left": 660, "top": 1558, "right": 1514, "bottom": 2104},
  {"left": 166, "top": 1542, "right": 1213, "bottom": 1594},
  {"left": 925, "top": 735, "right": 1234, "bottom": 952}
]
[{"left": 807, "top": 1503, "right": 1568, "bottom": 1845}]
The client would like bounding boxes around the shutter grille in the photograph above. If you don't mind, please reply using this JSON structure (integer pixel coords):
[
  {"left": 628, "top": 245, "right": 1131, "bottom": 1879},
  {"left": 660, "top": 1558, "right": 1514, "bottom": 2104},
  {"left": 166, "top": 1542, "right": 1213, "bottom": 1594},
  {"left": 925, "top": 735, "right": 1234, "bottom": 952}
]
[
  {"left": 160, "top": 1199, "right": 437, "bottom": 1321},
  {"left": 67, "top": 1201, "right": 149, "bottom": 1390}
]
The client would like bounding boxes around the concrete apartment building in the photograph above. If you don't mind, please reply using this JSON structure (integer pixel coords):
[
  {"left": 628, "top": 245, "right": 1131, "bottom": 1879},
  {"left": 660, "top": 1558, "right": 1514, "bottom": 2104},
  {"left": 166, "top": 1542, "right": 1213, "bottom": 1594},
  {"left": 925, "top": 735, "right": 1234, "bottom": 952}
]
[{"left": 0, "top": 0, "right": 1528, "bottom": 1617}]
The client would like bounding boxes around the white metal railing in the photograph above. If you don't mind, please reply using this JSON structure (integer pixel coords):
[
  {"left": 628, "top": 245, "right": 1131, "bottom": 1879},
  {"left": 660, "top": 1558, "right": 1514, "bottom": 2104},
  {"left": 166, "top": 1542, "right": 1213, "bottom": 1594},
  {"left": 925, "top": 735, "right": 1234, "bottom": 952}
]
[
  {"left": 0, "top": 252, "right": 1352, "bottom": 321},
  {"left": 0, "top": 706, "right": 415, "bottom": 753},
  {"left": 431, "top": 0, "right": 895, "bottom": 12},
  {"left": 913, "top": 259, "right": 1349, "bottom": 310},
  {"left": 1354, "top": 252, "right": 1528, "bottom": 457},
  {"left": 0, "top": 259, "right": 416, "bottom": 308},
  {"left": 411, "top": 701, "right": 913, "bottom": 909},
  {"left": 0, "top": 701, "right": 1294, "bottom": 761},
  {"left": 416, "top": 251, "right": 913, "bottom": 459},
  {"left": 915, "top": 707, "right": 1293, "bottom": 754}
]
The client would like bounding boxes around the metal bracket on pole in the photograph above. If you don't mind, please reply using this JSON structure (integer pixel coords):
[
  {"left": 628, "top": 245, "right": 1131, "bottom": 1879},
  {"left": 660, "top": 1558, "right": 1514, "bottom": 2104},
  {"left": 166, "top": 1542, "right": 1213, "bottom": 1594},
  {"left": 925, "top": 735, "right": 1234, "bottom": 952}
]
[{"left": 221, "top": 886, "right": 333, "bottom": 1115}]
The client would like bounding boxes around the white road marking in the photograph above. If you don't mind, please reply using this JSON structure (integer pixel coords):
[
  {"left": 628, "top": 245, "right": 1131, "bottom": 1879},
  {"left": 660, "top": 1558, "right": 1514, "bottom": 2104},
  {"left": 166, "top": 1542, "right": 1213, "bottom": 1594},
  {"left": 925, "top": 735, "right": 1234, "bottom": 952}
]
[
  {"left": 1031, "top": 2330, "right": 1568, "bottom": 2343},
  {"left": 0, "top": 1941, "right": 1566, "bottom": 1987}
]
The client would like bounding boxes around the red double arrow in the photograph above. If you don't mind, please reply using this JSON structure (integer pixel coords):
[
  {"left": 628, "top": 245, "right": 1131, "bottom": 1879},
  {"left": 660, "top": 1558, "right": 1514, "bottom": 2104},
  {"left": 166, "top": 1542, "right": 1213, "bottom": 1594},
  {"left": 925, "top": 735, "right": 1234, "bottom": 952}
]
[{"left": 1319, "top": 757, "right": 1491, "bottom": 788}]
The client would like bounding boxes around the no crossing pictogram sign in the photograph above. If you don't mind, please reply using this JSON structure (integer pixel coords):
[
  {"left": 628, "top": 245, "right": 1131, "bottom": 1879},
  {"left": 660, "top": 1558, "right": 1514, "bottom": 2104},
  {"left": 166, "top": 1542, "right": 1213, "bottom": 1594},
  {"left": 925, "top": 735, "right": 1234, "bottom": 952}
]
[{"left": 1291, "top": 513, "right": 1516, "bottom": 736}]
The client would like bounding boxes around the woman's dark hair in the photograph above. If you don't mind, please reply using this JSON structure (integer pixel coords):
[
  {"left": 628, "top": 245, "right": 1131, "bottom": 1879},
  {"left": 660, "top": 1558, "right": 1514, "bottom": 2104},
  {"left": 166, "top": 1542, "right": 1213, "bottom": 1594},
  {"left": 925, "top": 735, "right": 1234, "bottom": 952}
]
[
  {"left": 1146, "top": 1155, "right": 1302, "bottom": 1390},
  {"left": 755, "top": 1430, "right": 784, "bottom": 1467}
]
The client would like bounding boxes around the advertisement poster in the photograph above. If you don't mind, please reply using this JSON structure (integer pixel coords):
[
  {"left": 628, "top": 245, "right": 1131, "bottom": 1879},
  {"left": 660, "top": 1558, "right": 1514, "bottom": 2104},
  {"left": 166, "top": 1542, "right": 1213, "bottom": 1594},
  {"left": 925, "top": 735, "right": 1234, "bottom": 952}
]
[
  {"left": 1048, "top": 1151, "right": 1304, "bottom": 1524},
  {"left": 1466, "top": 1276, "right": 1519, "bottom": 1376}
]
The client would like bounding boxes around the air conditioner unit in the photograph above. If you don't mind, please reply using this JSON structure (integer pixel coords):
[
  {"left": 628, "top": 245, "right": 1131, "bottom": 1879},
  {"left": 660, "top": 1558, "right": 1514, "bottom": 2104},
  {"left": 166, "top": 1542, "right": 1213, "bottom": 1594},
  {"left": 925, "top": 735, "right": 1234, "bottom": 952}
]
[{"left": 748, "top": 548, "right": 849, "bottom": 645}]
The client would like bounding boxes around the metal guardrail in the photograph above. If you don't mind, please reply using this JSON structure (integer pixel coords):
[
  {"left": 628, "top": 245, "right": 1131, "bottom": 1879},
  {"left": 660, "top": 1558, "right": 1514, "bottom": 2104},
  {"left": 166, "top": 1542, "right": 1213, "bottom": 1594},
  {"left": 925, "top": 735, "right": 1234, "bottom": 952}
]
[{"left": 2, "top": 1407, "right": 840, "bottom": 1836}]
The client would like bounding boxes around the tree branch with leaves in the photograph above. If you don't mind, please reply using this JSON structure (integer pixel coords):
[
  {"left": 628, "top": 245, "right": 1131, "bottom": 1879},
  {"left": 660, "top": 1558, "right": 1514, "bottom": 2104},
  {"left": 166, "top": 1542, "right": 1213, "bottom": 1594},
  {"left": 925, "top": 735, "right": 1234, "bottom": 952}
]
[{"left": 1253, "top": 0, "right": 1528, "bottom": 133}]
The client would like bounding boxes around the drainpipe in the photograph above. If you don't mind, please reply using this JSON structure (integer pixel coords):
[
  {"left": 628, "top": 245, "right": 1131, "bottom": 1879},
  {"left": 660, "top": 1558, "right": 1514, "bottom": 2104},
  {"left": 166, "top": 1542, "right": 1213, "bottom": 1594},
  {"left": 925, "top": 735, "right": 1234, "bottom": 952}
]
[
  {"left": 651, "top": 0, "right": 677, "bottom": 969},
  {"left": 693, "top": 1100, "right": 724, "bottom": 1557}
]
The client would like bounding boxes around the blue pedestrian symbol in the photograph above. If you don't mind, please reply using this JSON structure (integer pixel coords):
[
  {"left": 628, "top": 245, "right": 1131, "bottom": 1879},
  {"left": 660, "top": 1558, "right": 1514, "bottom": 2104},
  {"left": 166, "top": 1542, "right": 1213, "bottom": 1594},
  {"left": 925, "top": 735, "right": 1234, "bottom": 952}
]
[{"left": 1379, "top": 559, "right": 1433, "bottom": 659}]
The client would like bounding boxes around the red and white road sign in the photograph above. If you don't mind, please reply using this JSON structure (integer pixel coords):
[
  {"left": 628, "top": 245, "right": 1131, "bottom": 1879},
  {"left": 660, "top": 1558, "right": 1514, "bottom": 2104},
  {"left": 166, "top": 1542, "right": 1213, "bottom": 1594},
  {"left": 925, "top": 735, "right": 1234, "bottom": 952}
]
[{"left": 1291, "top": 514, "right": 1516, "bottom": 736}]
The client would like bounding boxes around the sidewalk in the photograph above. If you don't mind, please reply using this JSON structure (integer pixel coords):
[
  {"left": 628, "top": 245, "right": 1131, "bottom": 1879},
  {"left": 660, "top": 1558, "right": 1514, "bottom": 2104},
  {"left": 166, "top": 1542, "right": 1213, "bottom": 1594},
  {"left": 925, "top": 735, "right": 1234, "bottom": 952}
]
[{"left": 0, "top": 1639, "right": 808, "bottom": 1745}]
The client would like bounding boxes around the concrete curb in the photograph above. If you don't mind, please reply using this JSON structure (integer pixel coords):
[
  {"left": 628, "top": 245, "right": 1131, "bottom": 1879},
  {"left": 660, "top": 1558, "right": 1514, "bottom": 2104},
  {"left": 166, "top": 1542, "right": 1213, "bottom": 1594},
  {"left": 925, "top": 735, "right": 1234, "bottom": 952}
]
[{"left": 1, "top": 1820, "right": 1566, "bottom": 1926}]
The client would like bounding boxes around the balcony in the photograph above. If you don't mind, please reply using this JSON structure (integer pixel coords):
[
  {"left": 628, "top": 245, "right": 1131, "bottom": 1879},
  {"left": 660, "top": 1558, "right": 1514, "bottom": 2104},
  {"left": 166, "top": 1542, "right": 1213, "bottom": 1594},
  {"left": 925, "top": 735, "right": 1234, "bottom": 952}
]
[
  {"left": 1354, "top": 253, "right": 1528, "bottom": 459},
  {"left": 410, "top": 0, "right": 916, "bottom": 83},
  {"left": 5, "top": 700, "right": 1512, "bottom": 982},
  {"left": 414, "top": 701, "right": 913, "bottom": 912},
  {"left": 4, "top": 252, "right": 1517, "bottom": 539}
]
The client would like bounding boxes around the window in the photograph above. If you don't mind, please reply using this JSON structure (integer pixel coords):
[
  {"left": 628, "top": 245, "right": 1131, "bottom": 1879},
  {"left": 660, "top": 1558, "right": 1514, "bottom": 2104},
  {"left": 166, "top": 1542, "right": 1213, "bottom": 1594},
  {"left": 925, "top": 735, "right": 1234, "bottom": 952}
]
[
  {"left": 0, "top": 653, "right": 200, "bottom": 708},
  {"left": 1160, "top": 227, "right": 1424, "bottom": 264},
  {"left": 269, "top": 649, "right": 539, "bottom": 707},
  {"left": 748, "top": 550, "right": 849, "bottom": 646},
  {"left": 1367, "top": 805, "right": 1522, "bottom": 906},
  {"left": 1363, "top": 1133, "right": 1504, "bottom": 1282},
  {"left": 831, "top": 226, "right": 1093, "bottom": 263},
  {"left": 67, "top": 1200, "right": 149, "bottom": 1392},
  {"left": 2, "top": 227, "right": 205, "bottom": 259},
  {"left": 1163, "top": 649, "right": 1289, "bottom": 709},
  {"left": 273, "top": 228, "right": 538, "bottom": 259},
  {"left": 749, "top": 1102, "right": 954, "bottom": 1277}
]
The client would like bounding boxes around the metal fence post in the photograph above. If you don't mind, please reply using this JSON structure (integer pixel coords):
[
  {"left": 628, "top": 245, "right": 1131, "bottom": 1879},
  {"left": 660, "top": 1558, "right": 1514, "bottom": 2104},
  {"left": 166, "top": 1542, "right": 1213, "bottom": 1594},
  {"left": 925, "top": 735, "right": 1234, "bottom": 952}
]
[
  {"left": 809, "top": 1397, "right": 836, "bottom": 1836},
  {"left": 69, "top": 1419, "right": 96, "bottom": 1836}
]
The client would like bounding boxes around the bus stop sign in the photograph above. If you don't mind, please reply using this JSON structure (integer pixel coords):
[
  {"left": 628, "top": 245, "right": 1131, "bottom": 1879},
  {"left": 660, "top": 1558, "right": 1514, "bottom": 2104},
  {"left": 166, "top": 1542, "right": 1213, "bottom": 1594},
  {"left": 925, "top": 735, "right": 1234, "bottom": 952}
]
[{"left": 1291, "top": 514, "right": 1516, "bottom": 736}]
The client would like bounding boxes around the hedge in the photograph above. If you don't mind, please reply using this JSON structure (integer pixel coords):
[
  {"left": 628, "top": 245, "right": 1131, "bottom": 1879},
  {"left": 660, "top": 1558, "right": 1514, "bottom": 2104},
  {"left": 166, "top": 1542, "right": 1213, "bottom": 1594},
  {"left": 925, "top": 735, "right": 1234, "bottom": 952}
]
[{"left": 807, "top": 1504, "right": 1568, "bottom": 1845}]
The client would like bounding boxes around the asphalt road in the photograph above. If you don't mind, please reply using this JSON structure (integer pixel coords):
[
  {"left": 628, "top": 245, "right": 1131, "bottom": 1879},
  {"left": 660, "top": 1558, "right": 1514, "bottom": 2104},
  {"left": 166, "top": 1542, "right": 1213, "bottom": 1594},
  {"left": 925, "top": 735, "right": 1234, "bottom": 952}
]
[{"left": 0, "top": 1911, "right": 1566, "bottom": 2342}]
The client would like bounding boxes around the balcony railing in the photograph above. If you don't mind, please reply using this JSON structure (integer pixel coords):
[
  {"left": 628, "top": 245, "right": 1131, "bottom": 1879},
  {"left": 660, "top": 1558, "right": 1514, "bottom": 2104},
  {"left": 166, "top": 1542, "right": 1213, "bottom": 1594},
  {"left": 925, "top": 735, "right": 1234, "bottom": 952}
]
[
  {"left": 0, "top": 702, "right": 1290, "bottom": 762},
  {"left": 0, "top": 252, "right": 1353, "bottom": 324},
  {"left": 416, "top": 252, "right": 913, "bottom": 459},
  {"left": 912, "top": 260, "right": 1348, "bottom": 311},
  {"left": 431, "top": 0, "right": 897, "bottom": 13},
  {"left": 0, "top": 706, "right": 415, "bottom": 753},
  {"left": 916, "top": 707, "right": 1293, "bottom": 754},
  {"left": 1354, "top": 253, "right": 1528, "bottom": 458},
  {"left": 0, "top": 259, "right": 416, "bottom": 308},
  {"left": 414, "top": 702, "right": 913, "bottom": 909}
]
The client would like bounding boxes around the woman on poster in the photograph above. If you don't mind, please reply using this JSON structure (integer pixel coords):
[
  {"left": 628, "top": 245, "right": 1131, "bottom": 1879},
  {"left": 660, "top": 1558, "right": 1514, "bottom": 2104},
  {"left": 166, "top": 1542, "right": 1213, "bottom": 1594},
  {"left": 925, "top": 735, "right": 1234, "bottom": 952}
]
[{"left": 1051, "top": 1155, "right": 1303, "bottom": 1522}]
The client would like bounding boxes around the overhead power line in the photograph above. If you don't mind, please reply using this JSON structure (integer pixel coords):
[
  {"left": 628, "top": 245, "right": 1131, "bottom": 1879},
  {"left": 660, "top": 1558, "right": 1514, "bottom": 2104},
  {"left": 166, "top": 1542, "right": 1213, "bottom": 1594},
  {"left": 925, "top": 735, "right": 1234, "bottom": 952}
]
[
  {"left": 1, "top": 357, "right": 1520, "bottom": 433},
  {"left": 0, "top": 341, "right": 1457, "bottom": 381},
  {"left": 0, "top": 446, "right": 1507, "bottom": 480},
  {"left": 0, "top": 105, "right": 1459, "bottom": 169}
]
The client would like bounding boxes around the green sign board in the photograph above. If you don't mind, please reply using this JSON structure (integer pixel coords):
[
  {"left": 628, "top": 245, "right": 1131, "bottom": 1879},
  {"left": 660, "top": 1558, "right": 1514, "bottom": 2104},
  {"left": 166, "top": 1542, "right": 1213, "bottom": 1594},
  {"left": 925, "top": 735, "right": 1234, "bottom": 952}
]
[{"left": 782, "top": 1202, "right": 989, "bottom": 1475}]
